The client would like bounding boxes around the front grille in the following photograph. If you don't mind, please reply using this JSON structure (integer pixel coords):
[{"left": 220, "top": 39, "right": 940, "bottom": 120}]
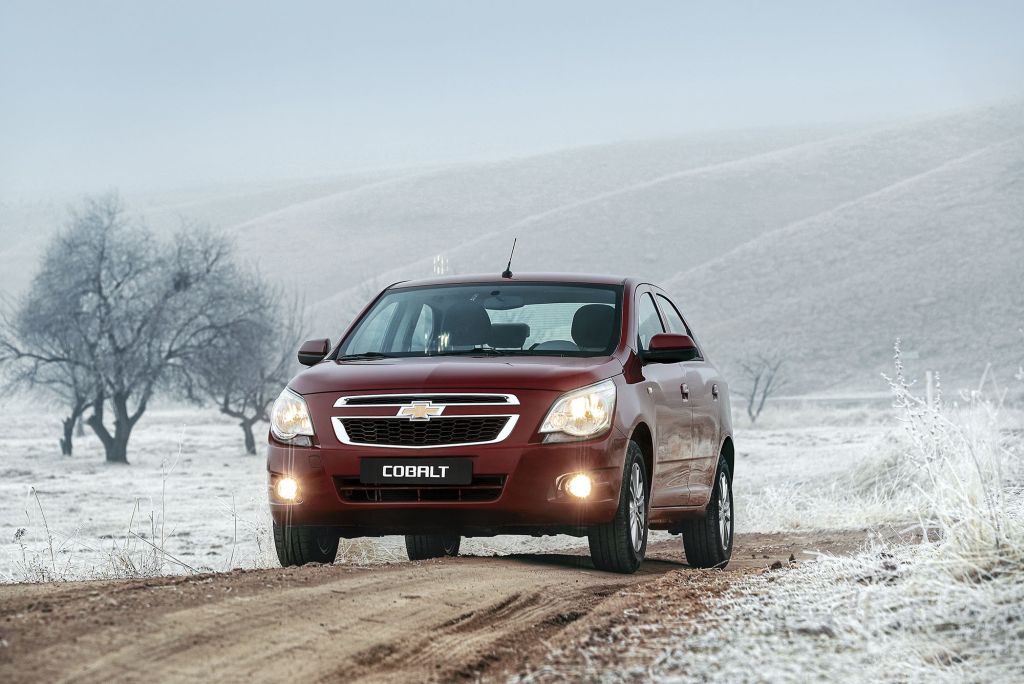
[
  {"left": 341, "top": 394, "right": 513, "bottom": 406},
  {"left": 336, "top": 475, "right": 506, "bottom": 503},
  {"left": 339, "top": 416, "right": 509, "bottom": 447}
]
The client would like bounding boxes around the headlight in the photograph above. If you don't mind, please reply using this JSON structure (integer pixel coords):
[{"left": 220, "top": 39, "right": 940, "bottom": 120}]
[
  {"left": 540, "top": 379, "right": 616, "bottom": 441},
  {"left": 270, "top": 389, "right": 315, "bottom": 444}
]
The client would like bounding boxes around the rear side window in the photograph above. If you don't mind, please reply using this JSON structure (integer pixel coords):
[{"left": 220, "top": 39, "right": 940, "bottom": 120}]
[
  {"left": 636, "top": 293, "right": 664, "bottom": 350},
  {"left": 655, "top": 294, "right": 691, "bottom": 336}
]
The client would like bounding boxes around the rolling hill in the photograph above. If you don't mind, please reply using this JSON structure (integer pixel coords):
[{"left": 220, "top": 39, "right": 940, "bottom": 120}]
[
  {"left": 1, "top": 102, "right": 1021, "bottom": 394},
  {"left": 664, "top": 132, "right": 1024, "bottom": 393}
]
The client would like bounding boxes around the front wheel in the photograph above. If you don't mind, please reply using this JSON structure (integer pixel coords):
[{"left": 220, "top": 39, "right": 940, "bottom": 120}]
[
  {"left": 405, "top": 534, "right": 461, "bottom": 560},
  {"left": 681, "top": 458, "right": 733, "bottom": 568},
  {"left": 273, "top": 522, "right": 339, "bottom": 567},
  {"left": 588, "top": 441, "right": 648, "bottom": 574}
]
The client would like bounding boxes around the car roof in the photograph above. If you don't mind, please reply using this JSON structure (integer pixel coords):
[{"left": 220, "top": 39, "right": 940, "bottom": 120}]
[{"left": 389, "top": 272, "right": 636, "bottom": 289}]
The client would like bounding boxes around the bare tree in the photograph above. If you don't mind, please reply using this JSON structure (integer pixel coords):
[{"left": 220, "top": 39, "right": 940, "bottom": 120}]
[
  {"left": 0, "top": 304, "right": 97, "bottom": 456},
  {"left": 739, "top": 351, "right": 787, "bottom": 424},
  {"left": 180, "top": 277, "right": 305, "bottom": 454},
  {"left": 3, "top": 194, "right": 264, "bottom": 463}
]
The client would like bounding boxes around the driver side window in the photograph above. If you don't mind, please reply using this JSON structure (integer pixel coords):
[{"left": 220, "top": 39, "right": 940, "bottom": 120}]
[{"left": 636, "top": 293, "right": 665, "bottom": 350}]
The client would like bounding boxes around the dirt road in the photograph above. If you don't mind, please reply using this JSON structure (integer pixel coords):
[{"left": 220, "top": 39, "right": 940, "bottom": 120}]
[{"left": 0, "top": 531, "right": 865, "bottom": 683}]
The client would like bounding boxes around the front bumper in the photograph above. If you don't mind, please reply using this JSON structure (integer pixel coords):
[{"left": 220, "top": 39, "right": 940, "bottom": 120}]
[{"left": 266, "top": 428, "right": 627, "bottom": 537}]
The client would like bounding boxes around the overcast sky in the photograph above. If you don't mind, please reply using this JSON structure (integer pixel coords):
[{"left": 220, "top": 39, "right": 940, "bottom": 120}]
[{"left": 2, "top": 0, "right": 1022, "bottom": 197}]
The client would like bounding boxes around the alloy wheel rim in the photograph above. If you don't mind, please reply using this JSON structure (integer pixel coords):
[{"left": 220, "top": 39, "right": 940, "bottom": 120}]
[
  {"left": 718, "top": 472, "right": 732, "bottom": 549},
  {"left": 628, "top": 463, "right": 645, "bottom": 553}
]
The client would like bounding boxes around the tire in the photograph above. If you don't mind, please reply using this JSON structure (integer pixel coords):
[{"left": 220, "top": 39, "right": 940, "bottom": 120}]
[
  {"left": 588, "top": 441, "right": 648, "bottom": 574},
  {"left": 405, "top": 534, "right": 461, "bottom": 561},
  {"left": 273, "top": 522, "right": 339, "bottom": 567},
  {"left": 681, "top": 458, "right": 734, "bottom": 568}
]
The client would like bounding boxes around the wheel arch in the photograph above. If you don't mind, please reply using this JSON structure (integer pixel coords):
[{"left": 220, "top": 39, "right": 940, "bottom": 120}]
[
  {"left": 629, "top": 422, "right": 654, "bottom": 485},
  {"left": 720, "top": 435, "right": 735, "bottom": 476}
]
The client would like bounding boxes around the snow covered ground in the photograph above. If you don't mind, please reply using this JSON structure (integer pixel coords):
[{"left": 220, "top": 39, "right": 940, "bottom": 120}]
[
  {"left": 5, "top": 388, "right": 1022, "bottom": 680},
  {"left": 1, "top": 406, "right": 274, "bottom": 581},
  {"left": 1, "top": 401, "right": 893, "bottom": 583}
]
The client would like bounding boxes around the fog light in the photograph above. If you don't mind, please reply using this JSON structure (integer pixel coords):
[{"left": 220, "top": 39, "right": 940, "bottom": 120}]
[
  {"left": 276, "top": 477, "right": 299, "bottom": 502},
  {"left": 566, "top": 473, "right": 593, "bottom": 499}
]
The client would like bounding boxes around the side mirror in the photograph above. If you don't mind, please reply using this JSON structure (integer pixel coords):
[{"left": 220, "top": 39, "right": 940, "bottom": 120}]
[
  {"left": 297, "top": 338, "right": 331, "bottom": 366},
  {"left": 641, "top": 333, "right": 699, "bottom": 364}
]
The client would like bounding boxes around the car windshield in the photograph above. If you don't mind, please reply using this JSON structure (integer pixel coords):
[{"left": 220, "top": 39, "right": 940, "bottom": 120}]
[{"left": 339, "top": 282, "right": 622, "bottom": 358}]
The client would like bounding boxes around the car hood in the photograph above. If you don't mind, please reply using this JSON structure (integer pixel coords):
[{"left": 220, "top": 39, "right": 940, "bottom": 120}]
[{"left": 289, "top": 355, "right": 623, "bottom": 395}]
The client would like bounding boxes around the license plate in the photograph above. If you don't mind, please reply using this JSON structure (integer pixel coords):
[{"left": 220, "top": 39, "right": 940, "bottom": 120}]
[{"left": 359, "top": 458, "right": 473, "bottom": 485}]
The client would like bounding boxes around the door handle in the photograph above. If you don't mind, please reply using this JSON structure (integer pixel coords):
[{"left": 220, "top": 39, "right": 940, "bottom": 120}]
[
  {"left": 712, "top": 383, "right": 719, "bottom": 400},
  {"left": 680, "top": 383, "right": 689, "bottom": 401}
]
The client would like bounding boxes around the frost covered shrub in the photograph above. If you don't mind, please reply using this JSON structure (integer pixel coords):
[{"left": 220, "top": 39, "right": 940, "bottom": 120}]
[
  {"left": 739, "top": 343, "right": 1022, "bottom": 538},
  {"left": 875, "top": 344, "right": 1022, "bottom": 563}
]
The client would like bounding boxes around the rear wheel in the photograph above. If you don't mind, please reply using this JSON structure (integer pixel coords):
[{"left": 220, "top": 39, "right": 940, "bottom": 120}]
[
  {"left": 405, "top": 534, "right": 461, "bottom": 561},
  {"left": 681, "top": 458, "right": 733, "bottom": 568},
  {"left": 588, "top": 441, "right": 648, "bottom": 574},
  {"left": 273, "top": 522, "right": 339, "bottom": 567}
]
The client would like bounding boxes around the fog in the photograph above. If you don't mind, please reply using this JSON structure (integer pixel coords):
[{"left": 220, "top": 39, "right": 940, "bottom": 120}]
[
  {"left": 2, "top": 6, "right": 1024, "bottom": 681},
  {"left": 2, "top": 0, "right": 1023, "bottom": 197}
]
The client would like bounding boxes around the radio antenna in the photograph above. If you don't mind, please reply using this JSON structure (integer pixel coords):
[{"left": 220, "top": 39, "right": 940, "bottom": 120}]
[{"left": 501, "top": 237, "right": 517, "bottom": 279}]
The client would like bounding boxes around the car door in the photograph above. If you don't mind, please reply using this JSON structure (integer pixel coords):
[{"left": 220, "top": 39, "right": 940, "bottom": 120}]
[
  {"left": 636, "top": 290, "right": 695, "bottom": 508},
  {"left": 654, "top": 292, "right": 720, "bottom": 505}
]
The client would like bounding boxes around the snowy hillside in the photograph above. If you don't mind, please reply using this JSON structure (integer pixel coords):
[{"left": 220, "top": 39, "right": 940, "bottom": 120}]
[
  {"left": 1, "top": 102, "right": 1021, "bottom": 393},
  {"left": 665, "top": 133, "right": 1024, "bottom": 392}
]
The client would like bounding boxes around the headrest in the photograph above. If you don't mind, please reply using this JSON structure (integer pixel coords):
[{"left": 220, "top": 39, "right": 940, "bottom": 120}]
[
  {"left": 571, "top": 304, "right": 615, "bottom": 350},
  {"left": 489, "top": 323, "right": 530, "bottom": 349},
  {"left": 442, "top": 301, "right": 492, "bottom": 348}
]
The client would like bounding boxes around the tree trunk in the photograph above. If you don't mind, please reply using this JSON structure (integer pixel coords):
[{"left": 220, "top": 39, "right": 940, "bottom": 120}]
[
  {"left": 240, "top": 419, "right": 257, "bottom": 455},
  {"left": 59, "top": 415, "right": 75, "bottom": 457},
  {"left": 87, "top": 394, "right": 134, "bottom": 464},
  {"left": 746, "top": 375, "right": 760, "bottom": 424},
  {"left": 60, "top": 401, "right": 88, "bottom": 457},
  {"left": 105, "top": 433, "right": 130, "bottom": 464}
]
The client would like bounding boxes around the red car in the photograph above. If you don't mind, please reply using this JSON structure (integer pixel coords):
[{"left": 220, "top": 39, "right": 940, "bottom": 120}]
[{"left": 267, "top": 273, "right": 734, "bottom": 573}]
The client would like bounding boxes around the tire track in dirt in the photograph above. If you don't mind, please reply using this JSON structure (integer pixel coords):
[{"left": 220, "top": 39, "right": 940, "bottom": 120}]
[{"left": 0, "top": 531, "right": 870, "bottom": 683}]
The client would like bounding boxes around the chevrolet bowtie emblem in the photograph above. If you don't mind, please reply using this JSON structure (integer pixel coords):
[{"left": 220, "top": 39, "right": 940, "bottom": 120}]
[{"left": 397, "top": 401, "right": 444, "bottom": 421}]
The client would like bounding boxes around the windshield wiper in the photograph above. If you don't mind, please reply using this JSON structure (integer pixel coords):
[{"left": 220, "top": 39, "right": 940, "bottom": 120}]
[
  {"left": 337, "top": 352, "right": 393, "bottom": 361},
  {"left": 432, "top": 348, "right": 525, "bottom": 357}
]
